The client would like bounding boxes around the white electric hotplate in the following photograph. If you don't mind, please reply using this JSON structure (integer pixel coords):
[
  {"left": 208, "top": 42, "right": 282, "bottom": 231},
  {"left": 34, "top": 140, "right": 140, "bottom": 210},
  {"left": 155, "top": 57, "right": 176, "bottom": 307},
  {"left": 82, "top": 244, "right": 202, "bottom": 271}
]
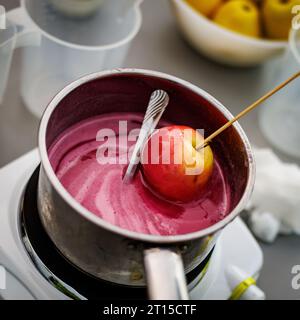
[{"left": 0, "top": 150, "right": 264, "bottom": 300}]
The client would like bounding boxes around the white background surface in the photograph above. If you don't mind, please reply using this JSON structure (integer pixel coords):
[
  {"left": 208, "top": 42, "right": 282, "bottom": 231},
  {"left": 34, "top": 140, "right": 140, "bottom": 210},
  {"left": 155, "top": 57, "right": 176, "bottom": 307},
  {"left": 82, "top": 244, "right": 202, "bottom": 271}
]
[{"left": 1, "top": 0, "right": 300, "bottom": 299}]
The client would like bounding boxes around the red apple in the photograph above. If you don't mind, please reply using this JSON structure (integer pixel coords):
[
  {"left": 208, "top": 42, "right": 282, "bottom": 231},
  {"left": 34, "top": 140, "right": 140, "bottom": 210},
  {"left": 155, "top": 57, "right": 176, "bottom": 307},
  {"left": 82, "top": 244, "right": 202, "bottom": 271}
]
[{"left": 141, "top": 125, "right": 214, "bottom": 202}]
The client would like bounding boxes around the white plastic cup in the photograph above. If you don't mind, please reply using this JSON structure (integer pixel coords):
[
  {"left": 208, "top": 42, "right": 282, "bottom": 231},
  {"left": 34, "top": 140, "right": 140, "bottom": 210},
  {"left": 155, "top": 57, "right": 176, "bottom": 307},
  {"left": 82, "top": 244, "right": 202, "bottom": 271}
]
[
  {"left": 0, "top": 0, "right": 142, "bottom": 118},
  {"left": 259, "top": 28, "right": 300, "bottom": 159}
]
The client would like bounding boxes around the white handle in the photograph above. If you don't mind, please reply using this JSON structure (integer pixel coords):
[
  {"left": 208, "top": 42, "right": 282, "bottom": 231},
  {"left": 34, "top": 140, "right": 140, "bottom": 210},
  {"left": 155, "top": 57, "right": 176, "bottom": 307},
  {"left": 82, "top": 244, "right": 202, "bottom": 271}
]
[
  {"left": 6, "top": 7, "right": 41, "bottom": 48},
  {"left": 0, "top": 7, "right": 40, "bottom": 103}
]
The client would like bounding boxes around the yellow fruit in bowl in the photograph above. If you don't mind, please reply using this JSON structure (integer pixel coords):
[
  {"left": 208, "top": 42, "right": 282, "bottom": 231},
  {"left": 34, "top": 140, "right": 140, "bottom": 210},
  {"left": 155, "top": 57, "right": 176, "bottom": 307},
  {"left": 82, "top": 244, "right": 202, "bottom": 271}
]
[
  {"left": 263, "top": 0, "right": 300, "bottom": 40},
  {"left": 213, "top": 0, "right": 261, "bottom": 38},
  {"left": 185, "top": 0, "right": 223, "bottom": 17}
]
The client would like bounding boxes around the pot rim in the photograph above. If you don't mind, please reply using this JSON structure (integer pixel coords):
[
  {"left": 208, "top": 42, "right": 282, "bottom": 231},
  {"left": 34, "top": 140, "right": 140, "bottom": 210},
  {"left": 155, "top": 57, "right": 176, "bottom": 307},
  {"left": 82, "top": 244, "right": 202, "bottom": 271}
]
[{"left": 38, "top": 68, "right": 255, "bottom": 244}]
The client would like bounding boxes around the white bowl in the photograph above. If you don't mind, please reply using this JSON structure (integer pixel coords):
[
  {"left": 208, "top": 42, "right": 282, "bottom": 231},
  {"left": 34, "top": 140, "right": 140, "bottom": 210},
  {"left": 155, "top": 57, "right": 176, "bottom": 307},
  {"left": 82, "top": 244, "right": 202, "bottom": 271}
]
[{"left": 170, "top": 0, "right": 287, "bottom": 67}]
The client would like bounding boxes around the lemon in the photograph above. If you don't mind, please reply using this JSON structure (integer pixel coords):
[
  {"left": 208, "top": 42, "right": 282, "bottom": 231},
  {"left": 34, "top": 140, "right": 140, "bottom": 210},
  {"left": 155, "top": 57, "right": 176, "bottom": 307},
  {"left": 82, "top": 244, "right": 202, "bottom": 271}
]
[
  {"left": 213, "top": 0, "right": 261, "bottom": 38},
  {"left": 186, "top": 0, "right": 223, "bottom": 17},
  {"left": 263, "top": 0, "right": 300, "bottom": 40}
]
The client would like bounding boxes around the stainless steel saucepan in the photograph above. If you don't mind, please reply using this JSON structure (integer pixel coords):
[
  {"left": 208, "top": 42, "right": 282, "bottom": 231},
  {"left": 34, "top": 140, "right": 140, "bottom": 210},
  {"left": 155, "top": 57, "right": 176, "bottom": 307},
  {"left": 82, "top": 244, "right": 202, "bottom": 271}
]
[{"left": 37, "top": 68, "right": 255, "bottom": 299}]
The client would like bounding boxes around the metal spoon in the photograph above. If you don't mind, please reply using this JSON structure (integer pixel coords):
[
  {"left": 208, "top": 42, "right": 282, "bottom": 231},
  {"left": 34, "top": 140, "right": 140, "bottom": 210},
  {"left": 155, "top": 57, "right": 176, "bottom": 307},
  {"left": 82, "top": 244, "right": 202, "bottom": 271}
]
[{"left": 123, "top": 89, "right": 169, "bottom": 183}]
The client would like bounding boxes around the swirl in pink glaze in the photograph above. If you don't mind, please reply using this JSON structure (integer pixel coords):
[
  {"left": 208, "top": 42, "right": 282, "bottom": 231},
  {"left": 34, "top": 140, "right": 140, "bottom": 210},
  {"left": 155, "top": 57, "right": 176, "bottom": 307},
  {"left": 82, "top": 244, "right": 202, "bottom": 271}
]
[{"left": 48, "top": 113, "right": 230, "bottom": 235}]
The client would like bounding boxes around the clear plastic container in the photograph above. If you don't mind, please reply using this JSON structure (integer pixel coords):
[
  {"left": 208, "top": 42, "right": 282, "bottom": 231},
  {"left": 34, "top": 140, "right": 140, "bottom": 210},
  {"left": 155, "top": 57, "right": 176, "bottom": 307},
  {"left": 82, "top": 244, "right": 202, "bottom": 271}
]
[
  {"left": 0, "top": 22, "right": 16, "bottom": 104},
  {"left": 259, "top": 28, "right": 300, "bottom": 159},
  {"left": 0, "top": 0, "right": 142, "bottom": 118}
]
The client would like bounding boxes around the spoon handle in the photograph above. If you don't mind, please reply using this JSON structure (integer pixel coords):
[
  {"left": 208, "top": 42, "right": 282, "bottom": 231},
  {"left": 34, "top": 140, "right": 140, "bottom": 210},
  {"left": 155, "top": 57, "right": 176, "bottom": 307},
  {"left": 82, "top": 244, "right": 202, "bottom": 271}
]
[{"left": 123, "top": 90, "right": 169, "bottom": 183}]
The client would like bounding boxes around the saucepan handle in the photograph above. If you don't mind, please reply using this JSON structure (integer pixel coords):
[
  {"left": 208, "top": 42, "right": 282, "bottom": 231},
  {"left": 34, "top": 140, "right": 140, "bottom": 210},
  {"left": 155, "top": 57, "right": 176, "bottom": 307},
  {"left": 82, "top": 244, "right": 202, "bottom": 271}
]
[{"left": 144, "top": 248, "right": 189, "bottom": 300}]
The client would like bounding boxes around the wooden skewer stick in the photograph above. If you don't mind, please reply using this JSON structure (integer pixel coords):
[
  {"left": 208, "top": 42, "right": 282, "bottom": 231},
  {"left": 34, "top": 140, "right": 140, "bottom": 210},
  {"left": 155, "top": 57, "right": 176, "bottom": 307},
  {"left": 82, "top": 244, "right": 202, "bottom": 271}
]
[{"left": 197, "top": 70, "right": 300, "bottom": 150}]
